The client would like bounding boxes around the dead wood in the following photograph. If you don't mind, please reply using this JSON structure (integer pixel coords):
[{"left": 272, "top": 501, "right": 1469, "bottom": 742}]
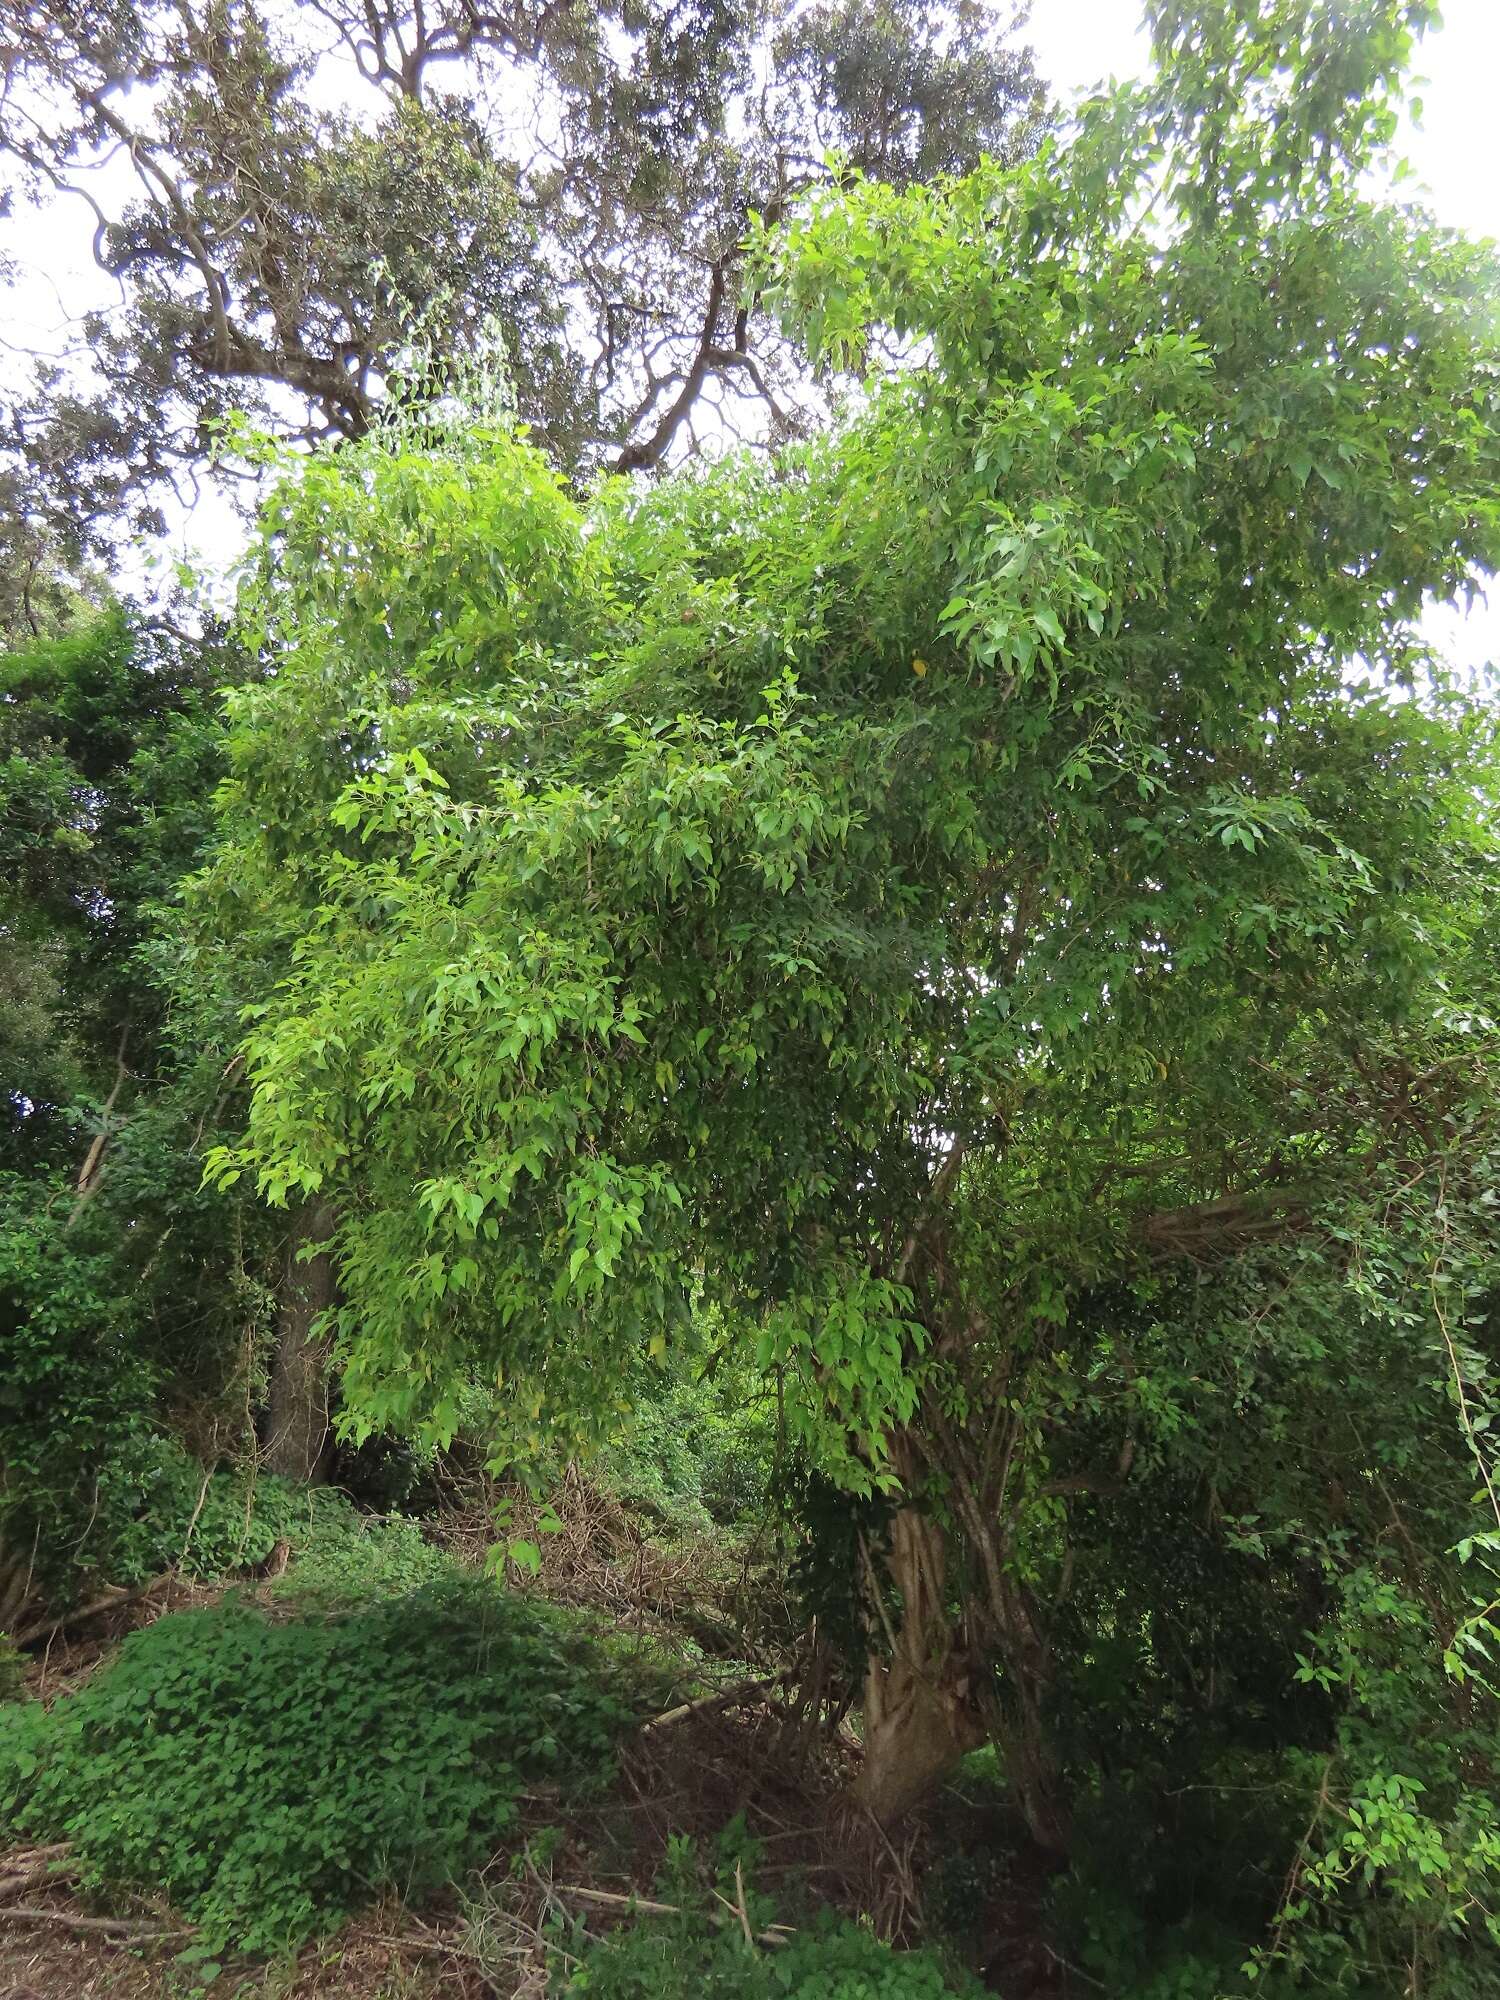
[
  {"left": 0, "top": 1907, "right": 181, "bottom": 1940},
  {"left": 641, "top": 1675, "right": 780, "bottom": 1733},
  {"left": 12, "top": 1573, "right": 173, "bottom": 1650},
  {"left": 553, "top": 1883, "right": 793, "bottom": 1948}
]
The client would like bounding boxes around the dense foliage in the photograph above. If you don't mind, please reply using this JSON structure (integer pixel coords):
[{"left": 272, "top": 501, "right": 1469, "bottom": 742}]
[
  {"left": 0, "top": 1576, "right": 630, "bottom": 1953},
  {"left": 0, "top": 606, "right": 281, "bottom": 1631},
  {"left": 179, "top": 1, "right": 1500, "bottom": 1988},
  {"left": 558, "top": 1905, "right": 988, "bottom": 1999},
  {"left": 3, "top": 4, "right": 1500, "bottom": 1994}
]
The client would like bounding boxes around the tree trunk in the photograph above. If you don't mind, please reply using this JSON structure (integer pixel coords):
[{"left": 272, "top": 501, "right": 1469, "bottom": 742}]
[
  {"left": 851, "top": 1506, "right": 985, "bottom": 1822},
  {"left": 263, "top": 1198, "right": 337, "bottom": 1483},
  {"left": 935, "top": 1425, "right": 1075, "bottom": 1858},
  {"left": 985, "top": 1573, "right": 1072, "bottom": 1856}
]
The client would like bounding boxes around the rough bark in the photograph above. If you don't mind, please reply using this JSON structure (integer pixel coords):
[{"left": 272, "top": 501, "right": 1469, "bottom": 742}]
[
  {"left": 263, "top": 1198, "right": 337, "bottom": 1483},
  {"left": 850, "top": 1506, "right": 985, "bottom": 1823},
  {"left": 0, "top": 1544, "right": 35, "bottom": 1637}
]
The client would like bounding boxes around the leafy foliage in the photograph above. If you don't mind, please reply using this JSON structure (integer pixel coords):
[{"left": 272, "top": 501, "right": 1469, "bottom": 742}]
[
  {"left": 0, "top": 1579, "right": 630, "bottom": 1952},
  {"left": 265, "top": 1486, "right": 457, "bottom": 1607},
  {"left": 552, "top": 1841, "right": 986, "bottom": 2000},
  {"left": 599, "top": 1361, "right": 778, "bottom": 1531},
  {"left": 559, "top": 1917, "right": 984, "bottom": 1999},
  {"left": 3, "top": 4, "right": 1499, "bottom": 1991},
  {"left": 188, "top": 1, "right": 1500, "bottom": 1984}
]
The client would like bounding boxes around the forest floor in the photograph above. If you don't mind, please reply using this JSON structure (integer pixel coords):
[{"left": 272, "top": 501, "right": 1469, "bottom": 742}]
[{"left": 0, "top": 1489, "right": 1062, "bottom": 2000}]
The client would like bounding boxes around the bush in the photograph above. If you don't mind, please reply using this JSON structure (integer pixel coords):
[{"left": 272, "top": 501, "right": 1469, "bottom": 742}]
[
  {"left": 549, "top": 1832, "right": 983, "bottom": 2000},
  {"left": 0, "top": 1175, "right": 295, "bottom": 1618},
  {"left": 0, "top": 1174, "right": 156, "bottom": 1612},
  {"left": 0, "top": 1577, "right": 631, "bottom": 1953},
  {"left": 556, "top": 1909, "right": 987, "bottom": 1999}
]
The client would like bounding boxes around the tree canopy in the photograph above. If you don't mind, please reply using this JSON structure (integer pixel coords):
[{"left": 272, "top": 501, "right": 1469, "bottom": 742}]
[
  {"left": 210, "top": 0, "right": 1498, "bottom": 1463},
  {"left": 0, "top": 0, "right": 1043, "bottom": 590}
]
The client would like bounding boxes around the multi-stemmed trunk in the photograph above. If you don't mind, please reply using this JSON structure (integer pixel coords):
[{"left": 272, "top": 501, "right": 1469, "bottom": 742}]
[
  {"left": 849, "top": 1390, "right": 1074, "bottom": 1855},
  {"left": 851, "top": 1503, "right": 987, "bottom": 1821}
]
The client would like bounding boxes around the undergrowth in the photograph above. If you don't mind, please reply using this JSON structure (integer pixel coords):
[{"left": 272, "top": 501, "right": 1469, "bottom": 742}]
[
  {"left": 267, "top": 1486, "right": 455, "bottom": 1606},
  {"left": 0, "top": 1576, "right": 634, "bottom": 1954},
  {"left": 540, "top": 1822, "right": 987, "bottom": 2000},
  {"left": 553, "top": 1907, "right": 987, "bottom": 1999}
]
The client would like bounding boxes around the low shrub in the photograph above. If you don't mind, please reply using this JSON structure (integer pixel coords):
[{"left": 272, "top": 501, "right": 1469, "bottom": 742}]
[
  {"left": 548, "top": 1833, "right": 983, "bottom": 2000},
  {"left": 0, "top": 1576, "right": 631, "bottom": 1953},
  {"left": 108, "top": 1444, "right": 304, "bottom": 1584},
  {"left": 268, "top": 1486, "right": 456, "bottom": 1606},
  {"left": 555, "top": 1908, "right": 987, "bottom": 1999}
]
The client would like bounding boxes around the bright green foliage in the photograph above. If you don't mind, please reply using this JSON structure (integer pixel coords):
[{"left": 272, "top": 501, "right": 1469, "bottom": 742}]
[
  {"left": 0, "top": 1580, "right": 630, "bottom": 1953},
  {"left": 598, "top": 1359, "right": 778, "bottom": 1530},
  {"left": 264, "top": 1487, "right": 457, "bottom": 1607},
  {"left": 555, "top": 1898, "right": 985, "bottom": 1999},
  {"left": 206, "top": 0, "right": 1499, "bottom": 1466},
  {"left": 195, "top": 1, "right": 1500, "bottom": 1984}
]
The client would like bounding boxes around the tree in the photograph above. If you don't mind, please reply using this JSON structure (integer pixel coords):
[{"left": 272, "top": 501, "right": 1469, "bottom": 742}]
[
  {"left": 201, "top": 0, "right": 1500, "bottom": 1940},
  {"left": 0, "top": 608, "right": 287, "bottom": 1628},
  {"left": 0, "top": 606, "right": 231, "bottom": 1148},
  {"left": 0, "top": 0, "right": 1044, "bottom": 567}
]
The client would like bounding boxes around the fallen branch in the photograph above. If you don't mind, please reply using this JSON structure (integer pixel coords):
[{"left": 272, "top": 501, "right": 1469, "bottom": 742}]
[
  {"left": 0, "top": 1906, "right": 182, "bottom": 1940},
  {"left": 0, "top": 1865, "right": 78, "bottom": 1905},
  {"left": 371, "top": 1932, "right": 460, "bottom": 1957},
  {"left": 555, "top": 1883, "right": 793, "bottom": 1949},
  {"left": 13, "top": 1573, "right": 173, "bottom": 1650},
  {"left": 640, "top": 1674, "right": 780, "bottom": 1734},
  {"left": 0, "top": 1843, "right": 71, "bottom": 1868}
]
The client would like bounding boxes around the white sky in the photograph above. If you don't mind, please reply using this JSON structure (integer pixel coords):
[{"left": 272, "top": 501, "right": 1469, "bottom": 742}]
[{"left": 5, "top": 0, "right": 1499, "bottom": 666}]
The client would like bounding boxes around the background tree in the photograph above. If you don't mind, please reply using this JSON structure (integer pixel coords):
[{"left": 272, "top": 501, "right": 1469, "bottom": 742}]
[
  {"left": 0, "top": 605, "right": 286, "bottom": 1631},
  {"left": 0, "top": 0, "right": 1044, "bottom": 570}
]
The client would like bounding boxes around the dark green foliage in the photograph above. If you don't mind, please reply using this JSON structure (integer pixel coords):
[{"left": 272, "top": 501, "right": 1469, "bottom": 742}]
[
  {"left": 0, "top": 605, "right": 291, "bottom": 1632},
  {"left": 0, "top": 1171, "right": 176, "bottom": 1612},
  {"left": 552, "top": 1826, "right": 986, "bottom": 1997},
  {"left": 0, "top": 1579, "right": 630, "bottom": 1953},
  {"left": 0, "top": 607, "right": 239, "bottom": 1136},
  {"left": 0, "top": 1170, "right": 280, "bottom": 1616}
]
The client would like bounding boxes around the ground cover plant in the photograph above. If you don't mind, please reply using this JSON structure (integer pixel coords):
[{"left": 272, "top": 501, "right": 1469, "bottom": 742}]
[{"left": 0, "top": 1578, "right": 631, "bottom": 1954}]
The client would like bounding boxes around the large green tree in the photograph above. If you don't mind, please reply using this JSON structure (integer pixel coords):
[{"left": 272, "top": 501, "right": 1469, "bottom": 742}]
[{"left": 200, "top": 0, "right": 1500, "bottom": 1977}]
